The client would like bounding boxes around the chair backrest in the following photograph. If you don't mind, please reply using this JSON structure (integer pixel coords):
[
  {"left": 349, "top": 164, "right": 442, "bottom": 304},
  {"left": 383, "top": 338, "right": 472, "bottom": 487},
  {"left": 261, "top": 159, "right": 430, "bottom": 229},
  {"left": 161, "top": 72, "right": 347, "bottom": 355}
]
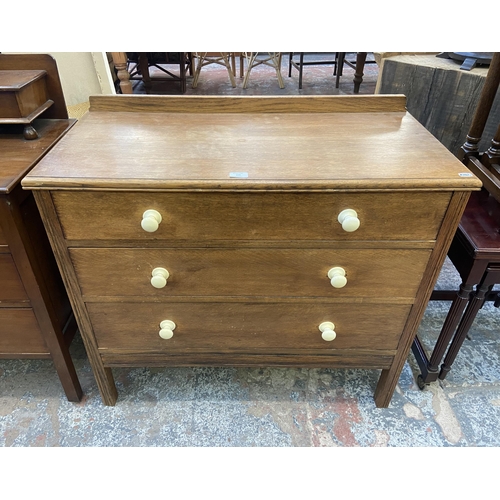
[
  {"left": 461, "top": 52, "right": 500, "bottom": 203},
  {"left": 0, "top": 53, "right": 68, "bottom": 119}
]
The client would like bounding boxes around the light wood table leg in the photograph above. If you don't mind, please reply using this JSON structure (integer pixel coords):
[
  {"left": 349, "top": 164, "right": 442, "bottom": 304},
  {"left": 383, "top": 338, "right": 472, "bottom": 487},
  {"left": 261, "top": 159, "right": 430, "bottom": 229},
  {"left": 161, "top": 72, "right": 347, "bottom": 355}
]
[{"left": 111, "top": 52, "right": 133, "bottom": 94}]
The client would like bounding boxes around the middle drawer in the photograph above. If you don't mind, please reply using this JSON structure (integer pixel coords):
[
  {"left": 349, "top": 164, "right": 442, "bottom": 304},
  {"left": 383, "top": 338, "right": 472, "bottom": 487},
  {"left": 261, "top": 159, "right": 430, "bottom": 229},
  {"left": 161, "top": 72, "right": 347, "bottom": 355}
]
[{"left": 70, "top": 248, "right": 431, "bottom": 300}]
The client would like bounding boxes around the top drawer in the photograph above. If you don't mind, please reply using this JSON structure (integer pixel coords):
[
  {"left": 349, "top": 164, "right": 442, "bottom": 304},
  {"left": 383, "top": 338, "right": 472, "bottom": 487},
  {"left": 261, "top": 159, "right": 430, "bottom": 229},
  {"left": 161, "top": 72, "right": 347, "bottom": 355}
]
[{"left": 52, "top": 191, "right": 452, "bottom": 243}]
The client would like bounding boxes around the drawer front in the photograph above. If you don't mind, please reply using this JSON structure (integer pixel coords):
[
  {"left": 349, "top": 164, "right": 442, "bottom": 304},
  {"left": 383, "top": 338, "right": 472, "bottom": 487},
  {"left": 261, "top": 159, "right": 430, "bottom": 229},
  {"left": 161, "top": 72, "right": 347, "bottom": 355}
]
[
  {"left": 53, "top": 191, "right": 451, "bottom": 242},
  {"left": 0, "top": 223, "right": 6, "bottom": 246},
  {"left": 0, "top": 254, "right": 29, "bottom": 302},
  {"left": 88, "top": 302, "right": 410, "bottom": 352},
  {"left": 71, "top": 248, "right": 431, "bottom": 300},
  {"left": 0, "top": 308, "right": 47, "bottom": 355}
]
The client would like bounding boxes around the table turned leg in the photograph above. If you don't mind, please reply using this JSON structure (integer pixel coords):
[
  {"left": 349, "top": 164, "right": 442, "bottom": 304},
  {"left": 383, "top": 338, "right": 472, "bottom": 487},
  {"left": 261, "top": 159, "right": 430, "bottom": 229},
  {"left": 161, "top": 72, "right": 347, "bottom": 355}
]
[
  {"left": 298, "top": 52, "right": 304, "bottom": 90},
  {"left": 111, "top": 52, "right": 133, "bottom": 94},
  {"left": 412, "top": 281, "right": 474, "bottom": 387},
  {"left": 138, "top": 53, "right": 152, "bottom": 91},
  {"left": 353, "top": 52, "right": 367, "bottom": 94},
  {"left": 439, "top": 270, "right": 498, "bottom": 380}
]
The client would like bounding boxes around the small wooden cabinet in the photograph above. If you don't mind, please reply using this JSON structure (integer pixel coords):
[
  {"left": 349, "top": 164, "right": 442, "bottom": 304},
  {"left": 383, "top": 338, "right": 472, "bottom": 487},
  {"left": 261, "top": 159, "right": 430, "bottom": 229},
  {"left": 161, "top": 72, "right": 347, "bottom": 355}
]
[
  {"left": 0, "top": 118, "right": 82, "bottom": 401},
  {"left": 0, "top": 69, "right": 54, "bottom": 139},
  {"left": 22, "top": 95, "right": 481, "bottom": 407}
]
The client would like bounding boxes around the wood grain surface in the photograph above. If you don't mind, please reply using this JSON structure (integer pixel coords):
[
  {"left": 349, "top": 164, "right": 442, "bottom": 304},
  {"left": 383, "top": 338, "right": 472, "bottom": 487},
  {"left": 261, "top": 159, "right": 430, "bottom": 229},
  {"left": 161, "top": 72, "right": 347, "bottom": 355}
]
[
  {"left": 0, "top": 254, "right": 29, "bottom": 302},
  {"left": 22, "top": 96, "right": 481, "bottom": 407},
  {"left": 377, "top": 55, "right": 500, "bottom": 155},
  {"left": 0, "top": 119, "right": 76, "bottom": 193},
  {"left": 87, "top": 301, "right": 410, "bottom": 352},
  {"left": 89, "top": 94, "right": 408, "bottom": 114},
  {"left": 70, "top": 247, "right": 431, "bottom": 301},
  {"left": 0, "top": 308, "right": 47, "bottom": 355},
  {"left": 52, "top": 191, "right": 452, "bottom": 242},
  {"left": 23, "top": 99, "right": 481, "bottom": 191}
]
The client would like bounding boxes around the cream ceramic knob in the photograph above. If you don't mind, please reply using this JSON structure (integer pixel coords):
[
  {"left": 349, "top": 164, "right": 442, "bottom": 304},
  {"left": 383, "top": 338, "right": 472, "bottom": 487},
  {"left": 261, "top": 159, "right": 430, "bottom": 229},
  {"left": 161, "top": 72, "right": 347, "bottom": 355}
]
[
  {"left": 159, "top": 320, "right": 176, "bottom": 339},
  {"left": 319, "top": 321, "right": 336, "bottom": 341},
  {"left": 328, "top": 267, "right": 347, "bottom": 288},
  {"left": 151, "top": 267, "right": 169, "bottom": 288},
  {"left": 141, "top": 209, "right": 162, "bottom": 233},
  {"left": 338, "top": 209, "right": 360, "bottom": 232}
]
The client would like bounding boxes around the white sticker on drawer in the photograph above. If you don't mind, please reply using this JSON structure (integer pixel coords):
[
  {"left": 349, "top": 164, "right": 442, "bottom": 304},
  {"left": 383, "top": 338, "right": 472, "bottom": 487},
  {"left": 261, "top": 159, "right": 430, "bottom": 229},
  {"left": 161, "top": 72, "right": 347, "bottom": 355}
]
[
  {"left": 230, "top": 172, "right": 249, "bottom": 178},
  {"left": 459, "top": 173, "right": 474, "bottom": 177}
]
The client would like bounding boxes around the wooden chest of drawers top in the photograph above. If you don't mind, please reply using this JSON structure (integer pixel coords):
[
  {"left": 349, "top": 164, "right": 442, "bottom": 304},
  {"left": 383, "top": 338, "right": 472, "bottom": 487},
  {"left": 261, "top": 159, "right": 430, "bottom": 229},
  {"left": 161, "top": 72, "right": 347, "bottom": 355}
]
[{"left": 22, "top": 95, "right": 480, "bottom": 193}]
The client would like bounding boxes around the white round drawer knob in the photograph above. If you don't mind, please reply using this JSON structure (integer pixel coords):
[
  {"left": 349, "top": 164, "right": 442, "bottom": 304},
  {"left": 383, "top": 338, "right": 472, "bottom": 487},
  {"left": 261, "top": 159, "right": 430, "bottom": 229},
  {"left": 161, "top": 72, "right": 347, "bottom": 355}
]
[
  {"left": 141, "top": 209, "right": 162, "bottom": 233},
  {"left": 159, "top": 320, "right": 176, "bottom": 339},
  {"left": 319, "top": 321, "right": 336, "bottom": 341},
  {"left": 338, "top": 209, "right": 360, "bottom": 232},
  {"left": 151, "top": 267, "right": 169, "bottom": 288},
  {"left": 328, "top": 267, "right": 347, "bottom": 288}
]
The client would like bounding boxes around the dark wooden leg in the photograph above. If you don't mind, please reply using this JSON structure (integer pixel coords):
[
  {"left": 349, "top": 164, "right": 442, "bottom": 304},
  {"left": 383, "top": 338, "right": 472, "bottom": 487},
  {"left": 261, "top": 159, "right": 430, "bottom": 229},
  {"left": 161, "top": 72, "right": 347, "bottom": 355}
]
[
  {"left": 439, "top": 269, "right": 498, "bottom": 380},
  {"left": 335, "top": 53, "right": 345, "bottom": 88},
  {"left": 460, "top": 52, "right": 500, "bottom": 159},
  {"left": 483, "top": 122, "right": 500, "bottom": 167},
  {"left": 412, "top": 282, "right": 474, "bottom": 386},
  {"left": 138, "top": 53, "right": 151, "bottom": 91},
  {"left": 179, "top": 52, "right": 187, "bottom": 94},
  {"left": 240, "top": 54, "right": 244, "bottom": 78},
  {"left": 298, "top": 53, "right": 304, "bottom": 90},
  {"left": 288, "top": 52, "right": 293, "bottom": 77},
  {"left": 353, "top": 52, "right": 367, "bottom": 94}
]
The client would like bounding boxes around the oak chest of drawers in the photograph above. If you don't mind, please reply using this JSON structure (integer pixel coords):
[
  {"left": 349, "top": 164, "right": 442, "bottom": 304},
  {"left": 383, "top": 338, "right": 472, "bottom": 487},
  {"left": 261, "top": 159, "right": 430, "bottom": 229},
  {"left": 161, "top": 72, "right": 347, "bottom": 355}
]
[{"left": 22, "top": 95, "right": 481, "bottom": 407}]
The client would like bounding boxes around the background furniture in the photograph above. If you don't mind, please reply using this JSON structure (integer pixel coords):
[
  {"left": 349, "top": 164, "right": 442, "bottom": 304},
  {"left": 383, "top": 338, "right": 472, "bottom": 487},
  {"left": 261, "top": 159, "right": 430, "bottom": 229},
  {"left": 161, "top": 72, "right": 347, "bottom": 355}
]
[
  {"left": 288, "top": 52, "right": 344, "bottom": 89},
  {"left": 0, "top": 69, "right": 54, "bottom": 139},
  {"left": 0, "top": 54, "right": 82, "bottom": 401},
  {"left": 23, "top": 94, "right": 479, "bottom": 407},
  {"left": 0, "top": 54, "right": 68, "bottom": 119},
  {"left": 192, "top": 53, "right": 236, "bottom": 89},
  {"left": 412, "top": 53, "right": 500, "bottom": 386},
  {"left": 111, "top": 52, "right": 193, "bottom": 94},
  {"left": 288, "top": 52, "right": 370, "bottom": 92},
  {"left": 376, "top": 53, "right": 500, "bottom": 155},
  {"left": 242, "top": 53, "right": 284, "bottom": 89}
]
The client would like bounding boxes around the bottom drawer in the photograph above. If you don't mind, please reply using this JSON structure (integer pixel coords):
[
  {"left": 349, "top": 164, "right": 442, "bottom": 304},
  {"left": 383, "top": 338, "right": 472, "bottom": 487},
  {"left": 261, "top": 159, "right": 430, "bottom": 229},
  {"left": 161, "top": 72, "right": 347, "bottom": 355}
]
[
  {"left": 88, "top": 302, "right": 411, "bottom": 353},
  {"left": 0, "top": 308, "right": 48, "bottom": 355}
]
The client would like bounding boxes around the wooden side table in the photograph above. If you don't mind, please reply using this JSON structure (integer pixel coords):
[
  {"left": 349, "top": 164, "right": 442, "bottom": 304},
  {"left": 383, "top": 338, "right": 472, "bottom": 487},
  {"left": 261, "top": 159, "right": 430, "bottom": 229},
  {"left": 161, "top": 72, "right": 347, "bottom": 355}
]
[
  {"left": 412, "top": 52, "right": 500, "bottom": 386},
  {"left": 412, "top": 188, "right": 500, "bottom": 385},
  {"left": 0, "top": 118, "right": 82, "bottom": 401}
]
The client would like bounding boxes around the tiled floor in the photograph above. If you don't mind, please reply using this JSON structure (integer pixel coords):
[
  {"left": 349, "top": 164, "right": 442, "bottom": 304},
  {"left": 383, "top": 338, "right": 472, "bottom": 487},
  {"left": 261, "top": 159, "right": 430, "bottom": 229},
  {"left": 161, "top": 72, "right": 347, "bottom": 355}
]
[{"left": 2, "top": 53, "right": 500, "bottom": 448}]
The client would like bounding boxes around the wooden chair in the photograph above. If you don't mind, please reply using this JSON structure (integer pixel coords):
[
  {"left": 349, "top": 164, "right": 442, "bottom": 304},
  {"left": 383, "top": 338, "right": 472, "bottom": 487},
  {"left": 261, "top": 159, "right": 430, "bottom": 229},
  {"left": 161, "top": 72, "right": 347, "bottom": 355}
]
[
  {"left": 288, "top": 52, "right": 371, "bottom": 93},
  {"left": 192, "top": 53, "right": 236, "bottom": 89},
  {"left": 412, "top": 52, "right": 500, "bottom": 387},
  {"left": 111, "top": 52, "right": 193, "bottom": 94},
  {"left": 242, "top": 53, "right": 284, "bottom": 89}
]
